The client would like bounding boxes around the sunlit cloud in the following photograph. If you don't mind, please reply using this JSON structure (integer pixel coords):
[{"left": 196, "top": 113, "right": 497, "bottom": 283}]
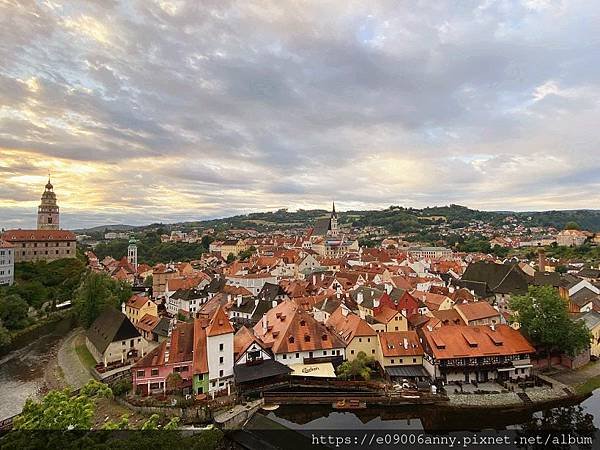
[{"left": 0, "top": 0, "right": 599, "bottom": 229}]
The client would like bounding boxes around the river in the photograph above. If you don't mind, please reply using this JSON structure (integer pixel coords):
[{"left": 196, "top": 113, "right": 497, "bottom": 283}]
[
  {"left": 265, "top": 391, "right": 600, "bottom": 431},
  {"left": 0, "top": 327, "right": 67, "bottom": 420}
]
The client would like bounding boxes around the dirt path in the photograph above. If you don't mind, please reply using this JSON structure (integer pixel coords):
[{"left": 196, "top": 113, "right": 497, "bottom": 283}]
[{"left": 55, "top": 328, "right": 93, "bottom": 390}]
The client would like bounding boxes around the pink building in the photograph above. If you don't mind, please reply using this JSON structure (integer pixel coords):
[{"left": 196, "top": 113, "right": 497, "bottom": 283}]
[{"left": 132, "top": 321, "right": 194, "bottom": 395}]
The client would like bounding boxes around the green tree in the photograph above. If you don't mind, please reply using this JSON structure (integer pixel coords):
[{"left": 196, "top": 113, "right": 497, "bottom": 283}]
[
  {"left": 226, "top": 252, "right": 236, "bottom": 263},
  {"left": 238, "top": 246, "right": 256, "bottom": 261},
  {"left": 336, "top": 351, "right": 375, "bottom": 381},
  {"left": 564, "top": 221, "right": 581, "bottom": 230},
  {"left": 0, "top": 324, "right": 11, "bottom": 348},
  {"left": 13, "top": 380, "right": 112, "bottom": 430},
  {"left": 510, "top": 286, "right": 591, "bottom": 367},
  {"left": 0, "top": 293, "right": 30, "bottom": 330},
  {"left": 144, "top": 275, "right": 153, "bottom": 287},
  {"left": 166, "top": 372, "right": 183, "bottom": 392},
  {"left": 74, "top": 272, "right": 131, "bottom": 328}
]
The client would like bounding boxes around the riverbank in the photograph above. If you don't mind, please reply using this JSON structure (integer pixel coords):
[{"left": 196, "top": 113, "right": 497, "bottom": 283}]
[{"left": 0, "top": 311, "right": 77, "bottom": 357}]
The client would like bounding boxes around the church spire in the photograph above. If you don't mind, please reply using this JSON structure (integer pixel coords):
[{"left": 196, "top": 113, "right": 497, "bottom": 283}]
[{"left": 332, "top": 201, "right": 337, "bottom": 218}]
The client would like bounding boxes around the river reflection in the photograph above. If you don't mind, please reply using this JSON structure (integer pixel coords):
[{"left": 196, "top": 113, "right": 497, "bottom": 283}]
[
  {"left": 0, "top": 332, "right": 64, "bottom": 420},
  {"left": 266, "top": 392, "right": 600, "bottom": 432}
]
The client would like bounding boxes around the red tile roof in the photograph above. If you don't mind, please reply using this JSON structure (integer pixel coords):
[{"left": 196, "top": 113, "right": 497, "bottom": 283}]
[
  {"left": 422, "top": 324, "right": 534, "bottom": 360},
  {"left": 193, "top": 318, "right": 209, "bottom": 374},
  {"left": 2, "top": 229, "right": 76, "bottom": 241},
  {"left": 454, "top": 301, "right": 500, "bottom": 322},
  {"left": 254, "top": 300, "right": 346, "bottom": 354},
  {"left": 206, "top": 305, "right": 235, "bottom": 337},
  {"left": 378, "top": 331, "right": 424, "bottom": 358},
  {"left": 127, "top": 294, "right": 152, "bottom": 310},
  {"left": 326, "top": 306, "right": 377, "bottom": 344}
]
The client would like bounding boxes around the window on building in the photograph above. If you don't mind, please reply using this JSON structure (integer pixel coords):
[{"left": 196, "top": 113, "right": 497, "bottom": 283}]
[
  {"left": 295, "top": 353, "right": 299, "bottom": 358},
  {"left": 219, "top": 343, "right": 224, "bottom": 351},
  {"left": 136, "top": 370, "right": 145, "bottom": 377},
  {"left": 282, "top": 354, "right": 287, "bottom": 359},
  {"left": 151, "top": 368, "right": 159, "bottom": 376},
  {"left": 351, "top": 350, "right": 355, "bottom": 355},
  {"left": 219, "top": 370, "right": 223, "bottom": 377},
  {"left": 391, "top": 359, "right": 394, "bottom": 364},
  {"left": 219, "top": 356, "right": 224, "bottom": 364}
]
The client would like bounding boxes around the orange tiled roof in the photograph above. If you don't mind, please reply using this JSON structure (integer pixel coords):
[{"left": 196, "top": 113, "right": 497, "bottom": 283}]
[
  {"left": 127, "top": 294, "right": 152, "bottom": 309},
  {"left": 327, "top": 306, "right": 377, "bottom": 344},
  {"left": 422, "top": 324, "right": 534, "bottom": 360},
  {"left": 137, "top": 313, "right": 160, "bottom": 333},
  {"left": 378, "top": 331, "right": 424, "bottom": 358},
  {"left": 193, "top": 317, "right": 209, "bottom": 374},
  {"left": 455, "top": 301, "right": 500, "bottom": 322},
  {"left": 254, "top": 300, "right": 346, "bottom": 354},
  {"left": 206, "top": 305, "right": 234, "bottom": 337},
  {"left": 373, "top": 305, "right": 399, "bottom": 324},
  {"left": 2, "top": 229, "right": 76, "bottom": 241}
]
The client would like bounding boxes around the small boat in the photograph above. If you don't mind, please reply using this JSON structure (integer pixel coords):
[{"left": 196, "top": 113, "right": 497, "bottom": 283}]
[
  {"left": 333, "top": 399, "right": 367, "bottom": 410},
  {"left": 261, "top": 404, "right": 280, "bottom": 411}
]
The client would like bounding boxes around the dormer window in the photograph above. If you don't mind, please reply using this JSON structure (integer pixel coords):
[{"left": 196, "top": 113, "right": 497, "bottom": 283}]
[
  {"left": 304, "top": 335, "right": 311, "bottom": 342},
  {"left": 300, "top": 320, "right": 306, "bottom": 326},
  {"left": 322, "top": 334, "right": 328, "bottom": 341},
  {"left": 288, "top": 336, "right": 294, "bottom": 343}
]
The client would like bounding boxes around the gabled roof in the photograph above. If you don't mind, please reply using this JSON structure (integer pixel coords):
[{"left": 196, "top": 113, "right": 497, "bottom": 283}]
[
  {"left": 326, "top": 306, "right": 377, "bottom": 343},
  {"left": 206, "top": 305, "right": 235, "bottom": 337},
  {"left": 454, "top": 301, "right": 500, "bottom": 322},
  {"left": 461, "top": 261, "right": 529, "bottom": 295},
  {"left": 126, "top": 294, "right": 152, "bottom": 310},
  {"left": 86, "top": 308, "right": 140, "bottom": 354},
  {"left": 253, "top": 300, "right": 345, "bottom": 354}
]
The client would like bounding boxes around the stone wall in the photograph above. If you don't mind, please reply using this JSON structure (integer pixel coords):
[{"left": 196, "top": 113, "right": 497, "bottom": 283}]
[{"left": 114, "top": 397, "right": 213, "bottom": 423}]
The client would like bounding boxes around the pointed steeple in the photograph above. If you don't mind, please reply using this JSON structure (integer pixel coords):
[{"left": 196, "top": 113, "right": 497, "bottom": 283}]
[{"left": 332, "top": 201, "right": 337, "bottom": 218}]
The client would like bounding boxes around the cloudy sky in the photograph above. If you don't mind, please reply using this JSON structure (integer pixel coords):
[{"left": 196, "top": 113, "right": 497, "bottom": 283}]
[{"left": 1, "top": 0, "right": 599, "bottom": 229}]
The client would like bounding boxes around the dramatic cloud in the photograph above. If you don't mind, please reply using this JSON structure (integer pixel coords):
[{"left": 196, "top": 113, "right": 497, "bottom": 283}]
[{"left": 1, "top": 0, "right": 599, "bottom": 228}]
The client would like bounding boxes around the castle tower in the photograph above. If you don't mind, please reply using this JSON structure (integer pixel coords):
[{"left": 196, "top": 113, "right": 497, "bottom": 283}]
[
  {"left": 37, "top": 177, "right": 59, "bottom": 230},
  {"left": 329, "top": 201, "right": 339, "bottom": 237},
  {"left": 127, "top": 237, "right": 138, "bottom": 271}
]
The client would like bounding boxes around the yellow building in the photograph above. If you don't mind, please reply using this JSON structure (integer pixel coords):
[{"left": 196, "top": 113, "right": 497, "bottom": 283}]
[
  {"left": 578, "top": 311, "right": 600, "bottom": 357},
  {"left": 326, "top": 305, "right": 378, "bottom": 360},
  {"left": 372, "top": 305, "right": 408, "bottom": 332},
  {"left": 376, "top": 331, "right": 428, "bottom": 381},
  {"left": 123, "top": 295, "right": 158, "bottom": 325}
]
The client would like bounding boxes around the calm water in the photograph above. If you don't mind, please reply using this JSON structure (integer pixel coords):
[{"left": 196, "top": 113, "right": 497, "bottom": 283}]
[
  {"left": 266, "top": 391, "right": 600, "bottom": 431},
  {"left": 0, "top": 332, "right": 64, "bottom": 420}
]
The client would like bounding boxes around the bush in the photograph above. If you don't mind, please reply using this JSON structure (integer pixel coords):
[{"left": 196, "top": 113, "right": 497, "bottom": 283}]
[{"left": 112, "top": 378, "right": 132, "bottom": 396}]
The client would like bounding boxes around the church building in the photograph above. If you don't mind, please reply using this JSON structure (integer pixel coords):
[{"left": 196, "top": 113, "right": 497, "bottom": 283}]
[{"left": 2, "top": 178, "right": 77, "bottom": 263}]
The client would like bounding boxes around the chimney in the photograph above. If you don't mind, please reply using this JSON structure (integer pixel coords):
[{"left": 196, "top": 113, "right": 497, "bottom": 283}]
[
  {"left": 342, "top": 306, "right": 349, "bottom": 317},
  {"left": 121, "top": 302, "right": 126, "bottom": 314},
  {"left": 357, "top": 292, "right": 364, "bottom": 304},
  {"left": 255, "top": 298, "right": 259, "bottom": 306},
  {"left": 321, "top": 273, "right": 325, "bottom": 280},
  {"left": 385, "top": 283, "right": 392, "bottom": 294},
  {"left": 236, "top": 296, "right": 242, "bottom": 308},
  {"left": 538, "top": 248, "right": 546, "bottom": 272},
  {"left": 490, "top": 323, "right": 496, "bottom": 331},
  {"left": 312, "top": 274, "right": 316, "bottom": 285},
  {"left": 403, "top": 338, "right": 409, "bottom": 350},
  {"left": 359, "top": 309, "right": 366, "bottom": 320},
  {"left": 374, "top": 297, "right": 380, "bottom": 308},
  {"left": 262, "top": 314, "right": 268, "bottom": 333}
]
